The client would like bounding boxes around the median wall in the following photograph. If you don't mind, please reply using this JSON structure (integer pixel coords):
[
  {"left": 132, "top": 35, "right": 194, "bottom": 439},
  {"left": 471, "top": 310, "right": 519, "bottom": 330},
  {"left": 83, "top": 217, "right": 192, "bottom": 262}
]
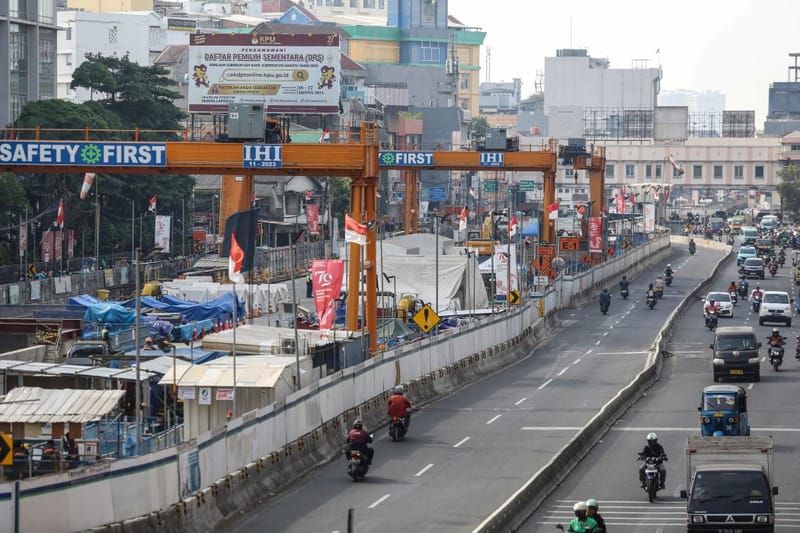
[{"left": 0, "top": 236, "right": 671, "bottom": 533}]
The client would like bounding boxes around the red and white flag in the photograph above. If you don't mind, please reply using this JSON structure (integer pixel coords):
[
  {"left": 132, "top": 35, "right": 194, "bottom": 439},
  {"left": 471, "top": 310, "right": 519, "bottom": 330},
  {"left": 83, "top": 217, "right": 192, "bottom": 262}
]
[
  {"left": 228, "top": 232, "right": 245, "bottom": 284},
  {"left": 509, "top": 215, "right": 518, "bottom": 237},
  {"left": 344, "top": 214, "right": 367, "bottom": 246},
  {"left": 148, "top": 195, "right": 157, "bottom": 214},
  {"left": 80, "top": 173, "right": 95, "bottom": 200},
  {"left": 250, "top": 192, "right": 257, "bottom": 207},
  {"left": 304, "top": 190, "right": 313, "bottom": 201},
  {"left": 469, "top": 186, "right": 478, "bottom": 199},
  {"left": 319, "top": 127, "right": 330, "bottom": 143},
  {"left": 575, "top": 205, "right": 586, "bottom": 219},
  {"left": 546, "top": 202, "right": 559, "bottom": 220},
  {"left": 666, "top": 153, "right": 684, "bottom": 176},
  {"left": 56, "top": 199, "right": 65, "bottom": 229},
  {"left": 459, "top": 205, "right": 468, "bottom": 231}
]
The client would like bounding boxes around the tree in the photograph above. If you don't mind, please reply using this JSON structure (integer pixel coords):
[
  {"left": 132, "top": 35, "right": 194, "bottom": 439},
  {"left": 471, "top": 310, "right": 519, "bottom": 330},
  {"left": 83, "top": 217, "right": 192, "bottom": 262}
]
[
  {"left": 329, "top": 177, "right": 352, "bottom": 228},
  {"left": 469, "top": 116, "right": 491, "bottom": 142},
  {"left": 0, "top": 174, "right": 31, "bottom": 266},
  {"left": 776, "top": 164, "right": 800, "bottom": 220},
  {"left": 13, "top": 99, "right": 123, "bottom": 140}
]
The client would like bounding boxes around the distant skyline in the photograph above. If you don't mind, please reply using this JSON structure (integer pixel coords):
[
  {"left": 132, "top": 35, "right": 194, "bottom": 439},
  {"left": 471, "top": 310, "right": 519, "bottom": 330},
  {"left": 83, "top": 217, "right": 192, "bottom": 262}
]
[{"left": 449, "top": 0, "right": 800, "bottom": 127}]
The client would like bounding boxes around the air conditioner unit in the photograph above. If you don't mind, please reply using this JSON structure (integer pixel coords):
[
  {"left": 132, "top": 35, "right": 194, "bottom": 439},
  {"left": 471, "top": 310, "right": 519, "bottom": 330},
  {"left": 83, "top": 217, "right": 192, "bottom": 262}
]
[{"left": 280, "top": 337, "right": 306, "bottom": 355}]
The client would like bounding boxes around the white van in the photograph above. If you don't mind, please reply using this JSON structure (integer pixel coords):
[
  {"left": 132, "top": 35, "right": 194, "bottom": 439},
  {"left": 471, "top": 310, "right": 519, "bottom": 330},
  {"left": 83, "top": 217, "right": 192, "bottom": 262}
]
[
  {"left": 740, "top": 226, "right": 758, "bottom": 245},
  {"left": 760, "top": 215, "right": 778, "bottom": 231}
]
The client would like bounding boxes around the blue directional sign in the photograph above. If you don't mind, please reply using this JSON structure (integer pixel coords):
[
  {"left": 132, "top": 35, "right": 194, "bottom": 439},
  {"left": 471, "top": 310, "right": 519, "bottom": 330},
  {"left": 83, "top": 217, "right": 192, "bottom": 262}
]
[
  {"left": 0, "top": 141, "right": 167, "bottom": 167},
  {"left": 243, "top": 144, "right": 283, "bottom": 168},
  {"left": 429, "top": 187, "right": 446, "bottom": 201},
  {"left": 379, "top": 151, "right": 435, "bottom": 167},
  {"left": 480, "top": 152, "right": 505, "bottom": 167}
]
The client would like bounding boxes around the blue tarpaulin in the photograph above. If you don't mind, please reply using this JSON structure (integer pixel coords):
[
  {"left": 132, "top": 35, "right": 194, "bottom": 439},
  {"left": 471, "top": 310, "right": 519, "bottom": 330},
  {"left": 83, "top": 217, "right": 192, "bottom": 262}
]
[
  {"left": 68, "top": 294, "right": 103, "bottom": 307},
  {"left": 123, "top": 347, "right": 226, "bottom": 365},
  {"left": 521, "top": 220, "right": 539, "bottom": 237},
  {"left": 120, "top": 292, "right": 243, "bottom": 324},
  {"left": 83, "top": 303, "right": 137, "bottom": 327}
]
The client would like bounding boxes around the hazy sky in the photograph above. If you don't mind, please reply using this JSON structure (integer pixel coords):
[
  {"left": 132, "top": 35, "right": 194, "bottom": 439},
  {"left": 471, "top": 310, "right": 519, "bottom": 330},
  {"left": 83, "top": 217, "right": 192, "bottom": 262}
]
[{"left": 449, "top": 0, "right": 800, "bottom": 126}]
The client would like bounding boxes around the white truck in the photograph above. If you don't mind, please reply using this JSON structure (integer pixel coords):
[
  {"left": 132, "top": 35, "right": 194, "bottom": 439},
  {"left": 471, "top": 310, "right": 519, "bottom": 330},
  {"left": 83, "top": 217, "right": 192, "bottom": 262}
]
[{"left": 681, "top": 435, "right": 778, "bottom": 532}]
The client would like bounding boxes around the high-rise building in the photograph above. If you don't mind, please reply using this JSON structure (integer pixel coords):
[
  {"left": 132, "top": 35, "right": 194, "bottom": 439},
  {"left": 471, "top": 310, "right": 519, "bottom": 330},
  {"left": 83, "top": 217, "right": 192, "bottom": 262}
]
[
  {"left": 764, "top": 53, "right": 800, "bottom": 135},
  {"left": 0, "top": 0, "right": 59, "bottom": 126}
]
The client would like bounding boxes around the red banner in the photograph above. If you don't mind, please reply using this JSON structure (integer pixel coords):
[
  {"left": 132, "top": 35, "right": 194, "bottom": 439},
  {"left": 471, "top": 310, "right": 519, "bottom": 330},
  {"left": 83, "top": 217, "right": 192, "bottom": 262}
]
[
  {"left": 589, "top": 217, "right": 603, "bottom": 253},
  {"left": 306, "top": 205, "right": 320, "bottom": 234},
  {"left": 312, "top": 259, "right": 344, "bottom": 333},
  {"left": 616, "top": 189, "right": 625, "bottom": 215}
]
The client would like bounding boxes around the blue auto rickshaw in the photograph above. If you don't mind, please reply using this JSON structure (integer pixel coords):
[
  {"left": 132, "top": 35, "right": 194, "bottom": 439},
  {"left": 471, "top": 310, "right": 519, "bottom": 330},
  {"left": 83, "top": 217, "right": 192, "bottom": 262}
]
[{"left": 698, "top": 384, "right": 750, "bottom": 436}]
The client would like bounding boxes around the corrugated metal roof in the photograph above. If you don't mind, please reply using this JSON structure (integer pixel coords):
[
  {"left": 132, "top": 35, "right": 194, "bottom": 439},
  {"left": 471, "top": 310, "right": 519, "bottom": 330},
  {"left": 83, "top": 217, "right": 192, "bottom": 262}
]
[
  {"left": 0, "top": 387, "right": 125, "bottom": 424},
  {"left": 157, "top": 355, "right": 292, "bottom": 389},
  {"left": 0, "top": 359, "right": 156, "bottom": 381}
]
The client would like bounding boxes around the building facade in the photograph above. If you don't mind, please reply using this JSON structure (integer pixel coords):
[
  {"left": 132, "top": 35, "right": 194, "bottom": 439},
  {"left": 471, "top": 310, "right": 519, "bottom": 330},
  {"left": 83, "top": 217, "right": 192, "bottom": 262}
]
[{"left": 0, "top": 0, "right": 59, "bottom": 126}]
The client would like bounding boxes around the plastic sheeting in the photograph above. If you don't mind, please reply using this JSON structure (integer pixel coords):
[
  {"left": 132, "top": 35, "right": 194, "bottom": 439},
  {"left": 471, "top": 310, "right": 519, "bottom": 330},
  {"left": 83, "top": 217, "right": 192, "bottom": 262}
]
[
  {"left": 119, "top": 292, "right": 244, "bottom": 323},
  {"left": 68, "top": 294, "right": 103, "bottom": 307},
  {"left": 82, "top": 302, "right": 137, "bottom": 326}
]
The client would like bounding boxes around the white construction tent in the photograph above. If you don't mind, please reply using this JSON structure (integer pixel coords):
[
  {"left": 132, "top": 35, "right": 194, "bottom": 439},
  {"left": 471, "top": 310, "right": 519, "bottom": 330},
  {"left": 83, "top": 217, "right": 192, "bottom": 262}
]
[{"left": 161, "top": 276, "right": 289, "bottom": 312}]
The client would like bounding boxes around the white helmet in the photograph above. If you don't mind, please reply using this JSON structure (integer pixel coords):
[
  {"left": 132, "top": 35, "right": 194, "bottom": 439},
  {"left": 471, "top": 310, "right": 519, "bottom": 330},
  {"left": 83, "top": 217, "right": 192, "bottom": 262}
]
[
  {"left": 647, "top": 432, "right": 658, "bottom": 441},
  {"left": 394, "top": 385, "right": 404, "bottom": 394},
  {"left": 573, "top": 501, "right": 588, "bottom": 512},
  {"left": 667, "top": 263, "right": 671, "bottom": 267}
]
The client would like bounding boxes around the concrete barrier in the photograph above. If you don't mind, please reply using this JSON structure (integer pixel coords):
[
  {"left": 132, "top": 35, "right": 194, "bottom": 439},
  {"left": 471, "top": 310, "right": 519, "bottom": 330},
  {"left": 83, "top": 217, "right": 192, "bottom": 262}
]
[{"left": 472, "top": 239, "right": 733, "bottom": 532}]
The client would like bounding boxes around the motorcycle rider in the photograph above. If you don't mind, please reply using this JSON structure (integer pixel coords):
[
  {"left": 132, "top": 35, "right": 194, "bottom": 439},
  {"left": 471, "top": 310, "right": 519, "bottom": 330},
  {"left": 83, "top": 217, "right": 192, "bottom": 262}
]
[
  {"left": 345, "top": 419, "right": 374, "bottom": 465},
  {"left": 567, "top": 501, "right": 598, "bottom": 533},
  {"left": 704, "top": 299, "right": 719, "bottom": 328},
  {"left": 750, "top": 285, "right": 764, "bottom": 302},
  {"left": 647, "top": 283, "right": 656, "bottom": 299},
  {"left": 767, "top": 328, "right": 785, "bottom": 348},
  {"left": 688, "top": 238, "right": 696, "bottom": 253},
  {"left": 638, "top": 432, "right": 667, "bottom": 489},
  {"left": 585, "top": 499, "right": 606, "bottom": 533},
  {"left": 738, "top": 276, "right": 749, "bottom": 296},
  {"left": 387, "top": 385, "right": 413, "bottom": 431},
  {"left": 619, "top": 275, "right": 630, "bottom": 293},
  {"left": 664, "top": 264, "right": 673, "bottom": 278},
  {"left": 727, "top": 280, "right": 737, "bottom": 294},
  {"left": 653, "top": 276, "right": 664, "bottom": 296},
  {"left": 599, "top": 288, "right": 611, "bottom": 311}
]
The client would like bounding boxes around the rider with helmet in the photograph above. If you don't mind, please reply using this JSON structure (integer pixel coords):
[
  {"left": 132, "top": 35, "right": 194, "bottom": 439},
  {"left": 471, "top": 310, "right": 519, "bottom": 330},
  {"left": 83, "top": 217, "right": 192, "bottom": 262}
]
[
  {"left": 750, "top": 285, "right": 764, "bottom": 301},
  {"left": 585, "top": 499, "right": 606, "bottom": 533},
  {"left": 638, "top": 432, "right": 667, "bottom": 489},
  {"left": 767, "top": 328, "right": 785, "bottom": 348},
  {"left": 387, "top": 385, "right": 413, "bottom": 430},
  {"left": 567, "top": 501, "right": 598, "bottom": 532},
  {"left": 664, "top": 264, "right": 673, "bottom": 278},
  {"left": 345, "top": 419, "right": 374, "bottom": 465},
  {"left": 704, "top": 299, "right": 719, "bottom": 318},
  {"left": 599, "top": 288, "right": 611, "bottom": 310},
  {"left": 727, "top": 280, "right": 737, "bottom": 293}
]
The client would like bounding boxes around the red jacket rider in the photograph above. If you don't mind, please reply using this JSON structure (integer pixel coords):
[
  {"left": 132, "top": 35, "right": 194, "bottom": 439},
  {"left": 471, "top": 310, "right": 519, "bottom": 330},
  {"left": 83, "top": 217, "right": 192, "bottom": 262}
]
[{"left": 387, "top": 385, "right": 413, "bottom": 428}]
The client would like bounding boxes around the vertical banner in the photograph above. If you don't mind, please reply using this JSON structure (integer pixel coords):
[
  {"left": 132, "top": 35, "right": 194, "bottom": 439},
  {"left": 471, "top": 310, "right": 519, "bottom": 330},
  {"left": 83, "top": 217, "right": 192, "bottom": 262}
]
[
  {"left": 644, "top": 204, "right": 656, "bottom": 232},
  {"left": 41, "top": 229, "right": 54, "bottom": 263},
  {"left": 155, "top": 215, "right": 171, "bottom": 253},
  {"left": 54, "top": 229, "right": 63, "bottom": 261},
  {"left": 615, "top": 188, "right": 624, "bottom": 215},
  {"left": 312, "top": 259, "right": 345, "bottom": 335},
  {"left": 306, "top": 205, "right": 320, "bottom": 234},
  {"left": 494, "top": 251, "right": 518, "bottom": 296},
  {"left": 589, "top": 217, "right": 603, "bottom": 253},
  {"left": 19, "top": 224, "right": 27, "bottom": 257},
  {"left": 67, "top": 229, "right": 74, "bottom": 259}
]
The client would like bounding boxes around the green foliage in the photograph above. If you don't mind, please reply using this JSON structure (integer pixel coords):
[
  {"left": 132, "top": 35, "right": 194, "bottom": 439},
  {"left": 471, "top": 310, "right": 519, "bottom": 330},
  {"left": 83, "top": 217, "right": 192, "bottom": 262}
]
[
  {"left": 330, "top": 177, "right": 352, "bottom": 225},
  {"left": 13, "top": 99, "right": 123, "bottom": 140},
  {"left": 776, "top": 164, "right": 800, "bottom": 220},
  {"left": 0, "top": 174, "right": 31, "bottom": 265},
  {"left": 469, "top": 116, "right": 491, "bottom": 139}
]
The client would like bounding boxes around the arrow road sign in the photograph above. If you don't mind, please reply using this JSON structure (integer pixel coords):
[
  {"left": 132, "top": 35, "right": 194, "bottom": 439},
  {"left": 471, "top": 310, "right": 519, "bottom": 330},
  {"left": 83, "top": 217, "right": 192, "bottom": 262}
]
[
  {"left": 509, "top": 290, "right": 521, "bottom": 305},
  {"left": 0, "top": 433, "right": 12, "bottom": 466}
]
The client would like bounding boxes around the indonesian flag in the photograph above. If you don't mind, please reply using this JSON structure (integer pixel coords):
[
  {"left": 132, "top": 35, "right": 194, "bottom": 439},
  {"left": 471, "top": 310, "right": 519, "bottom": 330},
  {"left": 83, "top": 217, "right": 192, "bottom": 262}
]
[
  {"left": 469, "top": 186, "right": 478, "bottom": 199},
  {"left": 148, "top": 195, "right": 157, "bottom": 214},
  {"left": 459, "top": 205, "right": 467, "bottom": 231},
  {"left": 251, "top": 192, "right": 257, "bottom": 207},
  {"left": 666, "top": 153, "right": 684, "bottom": 176},
  {"left": 56, "top": 199, "right": 65, "bottom": 229},
  {"left": 80, "top": 173, "right": 95, "bottom": 200},
  {"left": 664, "top": 185, "right": 671, "bottom": 202},
  {"left": 228, "top": 232, "right": 245, "bottom": 284},
  {"left": 575, "top": 205, "right": 586, "bottom": 219},
  {"left": 509, "top": 215, "right": 518, "bottom": 237},
  {"left": 651, "top": 186, "right": 660, "bottom": 201},
  {"left": 547, "top": 202, "right": 559, "bottom": 220},
  {"left": 319, "top": 127, "right": 330, "bottom": 143},
  {"left": 344, "top": 214, "right": 367, "bottom": 246},
  {"left": 305, "top": 190, "right": 313, "bottom": 201}
]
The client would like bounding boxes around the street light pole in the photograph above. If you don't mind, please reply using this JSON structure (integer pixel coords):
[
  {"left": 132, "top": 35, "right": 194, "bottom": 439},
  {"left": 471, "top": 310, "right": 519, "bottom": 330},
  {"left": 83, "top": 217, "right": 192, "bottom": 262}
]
[{"left": 134, "top": 248, "right": 142, "bottom": 456}]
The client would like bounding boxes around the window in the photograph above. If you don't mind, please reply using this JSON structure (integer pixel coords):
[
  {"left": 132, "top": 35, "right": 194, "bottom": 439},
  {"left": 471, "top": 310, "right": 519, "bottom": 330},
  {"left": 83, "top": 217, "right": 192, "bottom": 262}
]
[
  {"left": 66, "top": 54, "right": 72, "bottom": 65},
  {"left": 378, "top": 0, "right": 384, "bottom": 7},
  {"left": 350, "top": 0, "right": 357, "bottom": 7},
  {"left": 460, "top": 76, "right": 469, "bottom": 90},
  {"left": 734, "top": 165, "right": 744, "bottom": 179},
  {"left": 645, "top": 164, "right": 652, "bottom": 178},
  {"left": 363, "top": 0, "right": 375, "bottom": 8},
  {"left": 420, "top": 41, "right": 440, "bottom": 62},
  {"left": 605, "top": 164, "right": 615, "bottom": 179},
  {"left": 693, "top": 165, "right": 703, "bottom": 179},
  {"left": 755, "top": 165, "right": 764, "bottom": 179},
  {"left": 673, "top": 165, "right": 682, "bottom": 178},
  {"left": 655, "top": 164, "right": 662, "bottom": 179},
  {"left": 66, "top": 27, "right": 72, "bottom": 41},
  {"left": 39, "top": 0, "right": 55, "bottom": 24},
  {"left": 713, "top": 165, "right": 723, "bottom": 179},
  {"left": 790, "top": 144, "right": 800, "bottom": 151},
  {"left": 625, "top": 164, "right": 635, "bottom": 179}
]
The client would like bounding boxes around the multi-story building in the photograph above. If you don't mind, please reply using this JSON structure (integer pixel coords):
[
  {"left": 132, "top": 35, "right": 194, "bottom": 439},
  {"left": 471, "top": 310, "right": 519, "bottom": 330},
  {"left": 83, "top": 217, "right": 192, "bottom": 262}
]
[
  {"left": 764, "top": 53, "right": 800, "bottom": 136},
  {"left": 0, "top": 0, "right": 59, "bottom": 126}
]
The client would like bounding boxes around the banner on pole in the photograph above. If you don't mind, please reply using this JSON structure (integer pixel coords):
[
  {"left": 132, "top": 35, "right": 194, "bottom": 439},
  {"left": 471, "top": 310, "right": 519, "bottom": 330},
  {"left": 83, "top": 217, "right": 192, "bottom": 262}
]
[
  {"left": 312, "top": 259, "right": 345, "bottom": 337},
  {"left": 589, "top": 217, "right": 603, "bottom": 253},
  {"left": 155, "top": 215, "right": 171, "bottom": 253}
]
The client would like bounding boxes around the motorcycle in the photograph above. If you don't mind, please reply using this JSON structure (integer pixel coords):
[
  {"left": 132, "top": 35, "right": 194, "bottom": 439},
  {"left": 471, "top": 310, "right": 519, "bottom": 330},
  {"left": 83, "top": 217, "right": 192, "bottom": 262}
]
[
  {"left": 621, "top": 287, "right": 629, "bottom": 300},
  {"left": 752, "top": 296, "right": 762, "bottom": 313},
  {"left": 705, "top": 311, "right": 718, "bottom": 331},
  {"left": 389, "top": 416, "right": 406, "bottom": 442},
  {"left": 664, "top": 274, "right": 673, "bottom": 287},
  {"left": 737, "top": 284, "right": 748, "bottom": 299},
  {"left": 600, "top": 297, "right": 610, "bottom": 315},
  {"left": 345, "top": 437, "right": 374, "bottom": 481},
  {"left": 769, "top": 263, "right": 778, "bottom": 277},
  {"left": 778, "top": 254, "right": 786, "bottom": 267},
  {"left": 729, "top": 291, "right": 738, "bottom": 305},
  {"left": 654, "top": 286, "right": 664, "bottom": 299},
  {"left": 647, "top": 295, "right": 657, "bottom": 309},
  {"left": 639, "top": 454, "right": 667, "bottom": 503},
  {"left": 688, "top": 243, "right": 696, "bottom": 255},
  {"left": 795, "top": 337, "right": 800, "bottom": 362},
  {"left": 768, "top": 340, "right": 785, "bottom": 371}
]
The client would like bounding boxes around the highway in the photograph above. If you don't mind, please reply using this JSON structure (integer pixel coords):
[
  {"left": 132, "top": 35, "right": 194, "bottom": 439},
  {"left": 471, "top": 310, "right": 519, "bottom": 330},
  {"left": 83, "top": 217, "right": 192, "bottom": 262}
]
[
  {"left": 226, "top": 244, "right": 724, "bottom": 533},
  {"left": 526, "top": 248, "right": 800, "bottom": 531}
]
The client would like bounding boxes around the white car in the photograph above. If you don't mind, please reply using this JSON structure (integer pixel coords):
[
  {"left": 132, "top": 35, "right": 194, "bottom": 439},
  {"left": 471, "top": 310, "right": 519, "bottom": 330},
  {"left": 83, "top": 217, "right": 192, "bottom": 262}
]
[
  {"left": 759, "top": 291, "right": 792, "bottom": 326},
  {"left": 704, "top": 292, "right": 734, "bottom": 318}
]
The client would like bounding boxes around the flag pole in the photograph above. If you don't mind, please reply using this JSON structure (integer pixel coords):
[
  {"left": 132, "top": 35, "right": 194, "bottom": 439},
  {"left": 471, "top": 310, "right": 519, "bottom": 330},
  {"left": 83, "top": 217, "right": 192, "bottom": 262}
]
[{"left": 232, "top": 280, "right": 238, "bottom": 417}]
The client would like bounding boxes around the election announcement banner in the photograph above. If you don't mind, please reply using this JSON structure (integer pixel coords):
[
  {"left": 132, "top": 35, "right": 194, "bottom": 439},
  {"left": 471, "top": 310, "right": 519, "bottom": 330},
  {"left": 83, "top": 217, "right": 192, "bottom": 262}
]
[
  {"left": 312, "top": 259, "right": 344, "bottom": 335},
  {"left": 589, "top": 216, "right": 603, "bottom": 253},
  {"left": 306, "top": 204, "right": 320, "bottom": 234},
  {"left": 188, "top": 33, "right": 341, "bottom": 113}
]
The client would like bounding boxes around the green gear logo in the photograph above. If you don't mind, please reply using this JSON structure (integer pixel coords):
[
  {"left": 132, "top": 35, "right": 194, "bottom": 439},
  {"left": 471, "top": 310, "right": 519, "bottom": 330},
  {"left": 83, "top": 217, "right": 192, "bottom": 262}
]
[
  {"left": 81, "top": 144, "right": 102, "bottom": 164},
  {"left": 380, "top": 152, "right": 395, "bottom": 165}
]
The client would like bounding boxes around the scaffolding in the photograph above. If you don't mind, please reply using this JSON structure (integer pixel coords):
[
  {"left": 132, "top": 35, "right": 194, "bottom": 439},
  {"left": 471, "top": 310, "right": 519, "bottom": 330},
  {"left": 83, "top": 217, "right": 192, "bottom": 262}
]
[{"left": 583, "top": 107, "right": 654, "bottom": 141}]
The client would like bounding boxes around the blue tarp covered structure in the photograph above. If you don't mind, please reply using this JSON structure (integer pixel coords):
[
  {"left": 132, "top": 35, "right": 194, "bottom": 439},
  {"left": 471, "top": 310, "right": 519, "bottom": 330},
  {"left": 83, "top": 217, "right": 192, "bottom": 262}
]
[
  {"left": 119, "top": 292, "right": 243, "bottom": 323},
  {"left": 82, "top": 303, "right": 136, "bottom": 327},
  {"left": 68, "top": 294, "right": 103, "bottom": 307},
  {"left": 521, "top": 220, "right": 540, "bottom": 238},
  {"left": 123, "top": 347, "right": 225, "bottom": 365}
]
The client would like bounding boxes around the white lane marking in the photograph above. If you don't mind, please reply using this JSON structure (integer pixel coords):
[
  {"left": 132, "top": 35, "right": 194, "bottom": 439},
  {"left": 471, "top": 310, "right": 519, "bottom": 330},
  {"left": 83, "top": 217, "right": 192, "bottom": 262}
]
[
  {"left": 594, "top": 351, "right": 649, "bottom": 355},
  {"left": 610, "top": 426, "right": 800, "bottom": 432},
  {"left": 514, "top": 397, "right": 527, "bottom": 406},
  {"left": 414, "top": 463, "right": 434, "bottom": 477},
  {"left": 453, "top": 436, "right": 471, "bottom": 448},
  {"left": 368, "top": 494, "right": 391, "bottom": 509},
  {"left": 522, "top": 426, "right": 581, "bottom": 431},
  {"left": 573, "top": 358, "right": 581, "bottom": 365},
  {"left": 748, "top": 383, "right": 754, "bottom": 390},
  {"left": 595, "top": 340, "right": 601, "bottom": 345},
  {"left": 584, "top": 349, "right": 593, "bottom": 355},
  {"left": 486, "top": 414, "right": 502, "bottom": 425},
  {"left": 557, "top": 367, "right": 569, "bottom": 376},
  {"left": 538, "top": 378, "right": 553, "bottom": 390},
  {"left": 603, "top": 331, "right": 609, "bottom": 336}
]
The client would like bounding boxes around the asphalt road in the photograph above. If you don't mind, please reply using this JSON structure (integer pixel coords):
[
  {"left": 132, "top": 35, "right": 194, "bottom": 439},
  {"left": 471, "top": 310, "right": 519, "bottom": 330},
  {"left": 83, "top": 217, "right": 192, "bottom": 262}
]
[
  {"left": 526, "top": 249, "right": 800, "bottom": 532},
  {"left": 226, "top": 244, "right": 726, "bottom": 533}
]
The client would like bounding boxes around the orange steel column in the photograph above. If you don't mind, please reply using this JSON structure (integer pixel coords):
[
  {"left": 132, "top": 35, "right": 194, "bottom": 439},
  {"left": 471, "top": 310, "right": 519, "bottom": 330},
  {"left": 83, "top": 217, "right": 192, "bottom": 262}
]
[
  {"left": 411, "top": 171, "right": 418, "bottom": 233},
  {"left": 346, "top": 179, "right": 364, "bottom": 332},
  {"left": 541, "top": 170, "right": 556, "bottom": 245},
  {"left": 363, "top": 123, "right": 379, "bottom": 355},
  {"left": 404, "top": 170, "right": 419, "bottom": 234},
  {"left": 589, "top": 167, "right": 605, "bottom": 219},
  {"left": 404, "top": 170, "right": 413, "bottom": 234}
]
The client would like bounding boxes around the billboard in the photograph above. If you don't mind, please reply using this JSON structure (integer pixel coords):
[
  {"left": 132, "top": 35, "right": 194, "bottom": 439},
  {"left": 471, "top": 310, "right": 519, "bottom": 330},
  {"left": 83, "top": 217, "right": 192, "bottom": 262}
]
[{"left": 188, "top": 33, "right": 341, "bottom": 113}]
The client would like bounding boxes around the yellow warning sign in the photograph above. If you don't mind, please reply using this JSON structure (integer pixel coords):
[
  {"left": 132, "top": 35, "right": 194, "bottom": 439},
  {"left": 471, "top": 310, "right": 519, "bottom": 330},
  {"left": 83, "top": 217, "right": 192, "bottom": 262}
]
[
  {"left": 0, "top": 433, "right": 11, "bottom": 466},
  {"left": 509, "top": 290, "right": 521, "bottom": 305},
  {"left": 412, "top": 305, "right": 440, "bottom": 333}
]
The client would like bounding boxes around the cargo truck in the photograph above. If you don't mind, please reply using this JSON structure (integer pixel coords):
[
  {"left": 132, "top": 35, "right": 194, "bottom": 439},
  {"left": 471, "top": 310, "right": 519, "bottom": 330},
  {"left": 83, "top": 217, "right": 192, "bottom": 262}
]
[{"left": 680, "top": 435, "right": 778, "bottom": 532}]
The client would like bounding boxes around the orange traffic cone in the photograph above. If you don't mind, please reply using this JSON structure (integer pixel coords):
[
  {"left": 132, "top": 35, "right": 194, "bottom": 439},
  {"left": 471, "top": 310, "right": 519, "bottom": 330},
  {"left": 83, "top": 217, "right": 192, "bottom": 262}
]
[
  {"left": 192, "top": 328, "right": 198, "bottom": 341},
  {"left": 213, "top": 320, "right": 220, "bottom": 333},
  {"left": 225, "top": 319, "right": 231, "bottom": 330},
  {"left": 200, "top": 325, "right": 205, "bottom": 338}
]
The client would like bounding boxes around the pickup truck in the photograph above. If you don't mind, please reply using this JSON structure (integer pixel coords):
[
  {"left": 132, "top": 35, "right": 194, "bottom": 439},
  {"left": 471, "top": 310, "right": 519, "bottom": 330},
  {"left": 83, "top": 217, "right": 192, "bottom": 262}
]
[
  {"left": 681, "top": 435, "right": 778, "bottom": 532},
  {"left": 65, "top": 340, "right": 125, "bottom": 365}
]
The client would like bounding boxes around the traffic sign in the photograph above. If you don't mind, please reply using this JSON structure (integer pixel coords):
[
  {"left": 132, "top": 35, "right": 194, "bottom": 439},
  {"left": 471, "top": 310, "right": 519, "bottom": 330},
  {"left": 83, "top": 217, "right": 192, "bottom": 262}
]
[
  {"left": 559, "top": 237, "right": 579, "bottom": 251},
  {"left": 607, "top": 246, "right": 616, "bottom": 256},
  {"left": 429, "top": 187, "right": 446, "bottom": 201},
  {"left": 412, "top": 305, "right": 440, "bottom": 333},
  {"left": 509, "top": 290, "right": 521, "bottom": 305},
  {"left": 483, "top": 181, "right": 499, "bottom": 193},
  {"left": 519, "top": 180, "right": 536, "bottom": 192},
  {"left": 0, "top": 433, "right": 11, "bottom": 466}
]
